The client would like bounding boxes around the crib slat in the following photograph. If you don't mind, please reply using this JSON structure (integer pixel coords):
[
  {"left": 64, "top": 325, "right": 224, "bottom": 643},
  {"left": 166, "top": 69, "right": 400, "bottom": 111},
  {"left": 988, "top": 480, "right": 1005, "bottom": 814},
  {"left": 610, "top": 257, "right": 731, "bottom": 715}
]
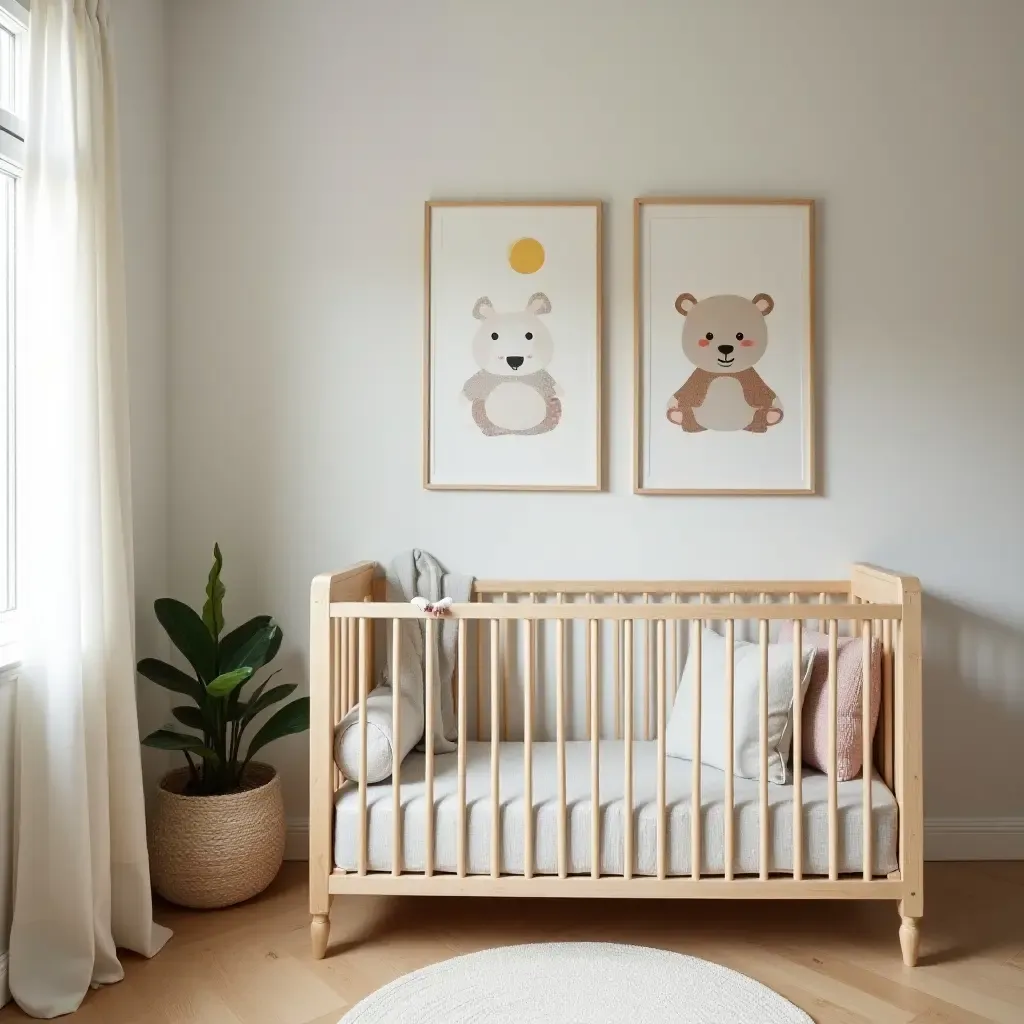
[
  {"left": 644, "top": 594, "right": 652, "bottom": 742},
  {"left": 335, "top": 617, "right": 345, "bottom": 718},
  {"left": 523, "top": 618, "right": 534, "bottom": 879},
  {"left": 819, "top": 591, "right": 827, "bottom": 633},
  {"left": 358, "top": 617, "right": 369, "bottom": 876},
  {"left": 490, "top": 618, "right": 500, "bottom": 878},
  {"left": 656, "top": 619, "right": 667, "bottom": 880},
  {"left": 792, "top": 617, "right": 804, "bottom": 881},
  {"left": 759, "top": 616, "right": 769, "bottom": 880},
  {"left": 457, "top": 620, "right": 468, "bottom": 878},
  {"left": 724, "top": 618, "right": 735, "bottom": 881},
  {"left": 623, "top": 619, "right": 634, "bottom": 879},
  {"left": 585, "top": 592, "right": 593, "bottom": 740},
  {"left": 614, "top": 593, "right": 622, "bottom": 739},
  {"left": 872, "top": 617, "right": 883, "bottom": 770},
  {"left": 477, "top": 595, "right": 485, "bottom": 741},
  {"left": 556, "top": 612, "right": 567, "bottom": 879},
  {"left": 882, "top": 618, "right": 894, "bottom": 789},
  {"left": 391, "top": 619, "right": 402, "bottom": 876},
  {"left": 347, "top": 617, "right": 357, "bottom": 716},
  {"left": 590, "top": 618, "right": 600, "bottom": 878},
  {"left": 332, "top": 618, "right": 342, "bottom": 791},
  {"left": 862, "top": 619, "right": 873, "bottom": 880},
  {"left": 502, "top": 593, "right": 510, "bottom": 742},
  {"left": 671, "top": 593, "right": 679, "bottom": 700},
  {"left": 529, "top": 593, "right": 537, "bottom": 733},
  {"left": 691, "top": 620, "right": 702, "bottom": 881},
  {"left": 828, "top": 619, "right": 839, "bottom": 881},
  {"left": 333, "top": 616, "right": 343, "bottom": 717},
  {"left": 424, "top": 618, "right": 436, "bottom": 877}
]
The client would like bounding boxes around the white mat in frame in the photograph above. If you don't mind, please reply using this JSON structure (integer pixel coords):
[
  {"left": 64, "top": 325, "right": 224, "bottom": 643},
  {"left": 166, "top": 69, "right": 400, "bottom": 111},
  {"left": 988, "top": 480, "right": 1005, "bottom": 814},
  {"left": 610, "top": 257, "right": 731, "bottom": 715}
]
[
  {"left": 424, "top": 200, "right": 603, "bottom": 492},
  {"left": 635, "top": 197, "right": 815, "bottom": 496}
]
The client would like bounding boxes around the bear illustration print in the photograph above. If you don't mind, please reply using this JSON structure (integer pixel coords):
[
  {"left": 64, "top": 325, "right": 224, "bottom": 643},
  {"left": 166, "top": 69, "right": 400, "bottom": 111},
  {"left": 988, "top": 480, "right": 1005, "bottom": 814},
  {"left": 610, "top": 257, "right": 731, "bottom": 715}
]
[
  {"left": 666, "top": 292, "right": 784, "bottom": 433},
  {"left": 462, "top": 292, "right": 563, "bottom": 436}
]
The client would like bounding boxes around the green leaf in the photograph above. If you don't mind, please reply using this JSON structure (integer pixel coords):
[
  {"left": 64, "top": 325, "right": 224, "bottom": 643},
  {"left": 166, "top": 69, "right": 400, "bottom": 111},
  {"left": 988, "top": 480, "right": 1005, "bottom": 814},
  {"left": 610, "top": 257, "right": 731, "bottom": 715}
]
[
  {"left": 264, "top": 624, "right": 283, "bottom": 665},
  {"left": 171, "top": 705, "right": 206, "bottom": 730},
  {"left": 137, "top": 658, "right": 203, "bottom": 703},
  {"left": 220, "top": 624, "right": 279, "bottom": 674},
  {"left": 218, "top": 615, "right": 272, "bottom": 671},
  {"left": 228, "top": 690, "right": 260, "bottom": 721},
  {"left": 202, "top": 543, "right": 226, "bottom": 641},
  {"left": 141, "top": 728, "right": 218, "bottom": 761},
  {"left": 155, "top": 598, "right": 217, "bottom": 683},
  {"left": 244, "top": 697, "right": 310, "bottom": 761},
  {"left": 205, "top": 666, "right": 254, "bottom": 698},
  {"left": 242, "top": 682, "right": 295, "bottom": 724},
  {"left": 227, "top": 670, "right": 281, "bottom": 722}
]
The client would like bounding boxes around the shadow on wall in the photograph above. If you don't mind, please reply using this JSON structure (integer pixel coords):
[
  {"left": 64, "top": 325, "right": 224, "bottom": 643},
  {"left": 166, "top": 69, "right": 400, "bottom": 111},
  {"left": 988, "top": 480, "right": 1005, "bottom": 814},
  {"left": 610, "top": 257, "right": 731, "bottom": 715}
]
[{"left": 922, "top": 595, "right": 1024, "bottom": 820}]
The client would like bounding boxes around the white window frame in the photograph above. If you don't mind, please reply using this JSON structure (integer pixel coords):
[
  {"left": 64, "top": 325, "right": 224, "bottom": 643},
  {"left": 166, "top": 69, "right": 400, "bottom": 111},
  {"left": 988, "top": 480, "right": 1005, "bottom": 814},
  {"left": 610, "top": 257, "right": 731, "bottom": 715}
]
[{"left": 0, "top": 0, "right": 25, "bottom": 672}]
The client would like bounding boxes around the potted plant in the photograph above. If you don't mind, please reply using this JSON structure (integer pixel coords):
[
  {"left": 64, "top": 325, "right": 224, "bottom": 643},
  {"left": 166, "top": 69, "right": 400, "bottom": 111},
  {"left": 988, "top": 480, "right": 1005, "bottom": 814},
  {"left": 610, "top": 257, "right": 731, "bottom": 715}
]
[{"left": 139, "top": 544, "right": 309, "bottom": 908}]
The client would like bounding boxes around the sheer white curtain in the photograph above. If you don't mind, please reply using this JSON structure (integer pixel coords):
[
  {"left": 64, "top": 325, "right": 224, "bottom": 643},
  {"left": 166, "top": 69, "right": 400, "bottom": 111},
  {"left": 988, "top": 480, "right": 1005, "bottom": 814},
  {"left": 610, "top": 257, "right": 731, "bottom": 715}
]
[{"left": 9, "top": 0, "right": 170, "bottom": 1016}]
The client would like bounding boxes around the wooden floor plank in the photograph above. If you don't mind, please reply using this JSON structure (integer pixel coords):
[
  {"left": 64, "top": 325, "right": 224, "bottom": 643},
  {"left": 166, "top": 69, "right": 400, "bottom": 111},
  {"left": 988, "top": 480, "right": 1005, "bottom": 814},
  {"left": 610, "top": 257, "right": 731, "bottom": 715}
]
[{"left": 0, "top": 862, "right": 1020, "bottom": 1023}]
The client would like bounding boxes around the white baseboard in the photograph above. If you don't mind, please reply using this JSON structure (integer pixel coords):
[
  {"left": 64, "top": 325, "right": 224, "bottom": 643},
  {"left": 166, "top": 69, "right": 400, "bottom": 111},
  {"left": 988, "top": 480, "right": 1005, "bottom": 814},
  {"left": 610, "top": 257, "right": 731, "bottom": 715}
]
[
  {"left": 924, "top": 818, "right": 1024, "bottom": 861},
  {"left": 284, "top": 817, "right": 1024, "bottom": 864},
  {"left": 1, "top": 950, "right": 10, "bottom": 1008}
]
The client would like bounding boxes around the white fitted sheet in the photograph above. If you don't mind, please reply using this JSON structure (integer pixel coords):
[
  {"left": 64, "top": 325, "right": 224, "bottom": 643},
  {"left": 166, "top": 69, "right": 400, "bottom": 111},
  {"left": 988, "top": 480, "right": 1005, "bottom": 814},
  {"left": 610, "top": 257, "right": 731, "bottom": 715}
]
[{"left": 334, "top": 741, "right": 898, "bottom": 877}]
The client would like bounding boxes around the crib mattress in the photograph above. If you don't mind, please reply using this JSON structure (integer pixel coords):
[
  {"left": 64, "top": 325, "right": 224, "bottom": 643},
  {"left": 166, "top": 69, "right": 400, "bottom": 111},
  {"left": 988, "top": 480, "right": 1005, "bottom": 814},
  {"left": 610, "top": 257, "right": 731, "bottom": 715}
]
[{"left": 333, "top": 740, "right": 898, "bottom": 877}]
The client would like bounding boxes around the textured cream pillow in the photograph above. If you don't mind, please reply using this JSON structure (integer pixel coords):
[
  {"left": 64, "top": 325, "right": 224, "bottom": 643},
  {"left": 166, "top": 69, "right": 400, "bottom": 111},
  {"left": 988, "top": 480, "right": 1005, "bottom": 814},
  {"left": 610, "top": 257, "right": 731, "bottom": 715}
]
[
  {"left": 778, "top": 623, "right": 882, "bottom": 781},
  {"left": 665, "top": 627, "right": 816, "bottom": 784}
]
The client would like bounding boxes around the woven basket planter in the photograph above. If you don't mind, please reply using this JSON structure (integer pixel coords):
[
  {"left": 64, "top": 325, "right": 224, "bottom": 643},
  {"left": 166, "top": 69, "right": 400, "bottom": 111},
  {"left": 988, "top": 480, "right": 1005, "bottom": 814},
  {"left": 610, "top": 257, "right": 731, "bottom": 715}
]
[{"left": 150, "top": 762, "right": 285, "bottom": 909}]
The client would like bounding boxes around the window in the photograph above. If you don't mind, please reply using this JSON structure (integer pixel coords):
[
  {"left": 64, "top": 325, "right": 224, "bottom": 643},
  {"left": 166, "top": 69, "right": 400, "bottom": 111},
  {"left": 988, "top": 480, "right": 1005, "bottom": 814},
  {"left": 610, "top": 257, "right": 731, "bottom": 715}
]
[{"left": 0, "top": 0, "right": 25, "bottom": 665}]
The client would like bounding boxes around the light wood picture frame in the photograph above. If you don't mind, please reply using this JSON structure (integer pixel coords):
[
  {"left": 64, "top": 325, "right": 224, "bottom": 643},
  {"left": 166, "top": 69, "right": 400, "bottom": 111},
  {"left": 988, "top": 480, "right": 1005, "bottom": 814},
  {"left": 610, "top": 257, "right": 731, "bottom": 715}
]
[
  {"left": 424, "top": 200, "right": 603, "bottom": 491},
  {"left": 634, "top": 197, "right": 816, "bottom": 495}
]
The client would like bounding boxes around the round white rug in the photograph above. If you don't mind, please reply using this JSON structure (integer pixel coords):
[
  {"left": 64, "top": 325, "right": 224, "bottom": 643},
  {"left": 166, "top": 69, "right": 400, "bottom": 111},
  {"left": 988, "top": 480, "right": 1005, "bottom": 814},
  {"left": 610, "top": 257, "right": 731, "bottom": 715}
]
[{"left": 338, "top": 942, "right": 813, "bottom": 1023}]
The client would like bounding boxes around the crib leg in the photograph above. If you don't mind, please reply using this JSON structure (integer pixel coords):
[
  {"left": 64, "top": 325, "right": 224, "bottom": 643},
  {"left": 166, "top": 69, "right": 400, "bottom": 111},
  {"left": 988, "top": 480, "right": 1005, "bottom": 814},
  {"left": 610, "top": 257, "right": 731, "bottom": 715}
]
[
  {"left": 898, "top": 904, "right": 921, "bottom": 967},
  {"left": 311, "top": 912, "right": 331, "bottom": 959}
]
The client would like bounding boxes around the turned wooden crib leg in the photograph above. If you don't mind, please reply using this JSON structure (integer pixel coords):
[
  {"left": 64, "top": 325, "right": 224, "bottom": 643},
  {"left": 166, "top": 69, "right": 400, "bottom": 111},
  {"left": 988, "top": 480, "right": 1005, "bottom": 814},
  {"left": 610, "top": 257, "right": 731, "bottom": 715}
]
[
  {"left": 898, "top": 902, "right": 921, "bottom": 967},
  {"left": 311, "top": 911, "right": 331, "bottom": 960}
]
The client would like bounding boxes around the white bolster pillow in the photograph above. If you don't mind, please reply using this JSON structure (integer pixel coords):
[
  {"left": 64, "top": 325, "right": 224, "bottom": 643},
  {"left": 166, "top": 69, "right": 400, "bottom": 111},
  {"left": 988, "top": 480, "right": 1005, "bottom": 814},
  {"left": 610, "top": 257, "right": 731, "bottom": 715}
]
[{"left": 333, "top": 690, "right": 420, "bottom": 784}]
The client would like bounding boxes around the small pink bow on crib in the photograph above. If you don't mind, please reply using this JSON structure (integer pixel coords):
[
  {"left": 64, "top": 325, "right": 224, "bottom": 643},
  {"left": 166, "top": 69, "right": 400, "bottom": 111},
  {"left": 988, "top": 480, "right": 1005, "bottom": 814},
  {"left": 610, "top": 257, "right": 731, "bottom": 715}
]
[{"left": 410, "top": 596, "right": 453, "bottom": 618}]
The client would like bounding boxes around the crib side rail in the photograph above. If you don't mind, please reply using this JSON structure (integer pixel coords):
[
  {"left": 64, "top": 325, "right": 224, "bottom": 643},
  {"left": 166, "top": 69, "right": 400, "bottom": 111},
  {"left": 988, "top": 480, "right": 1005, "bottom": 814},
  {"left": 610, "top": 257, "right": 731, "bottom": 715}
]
[
  {"left": 852, "top": 564, "right": 923, "bottom": 920},
  {"left": 310, "top": 562, "right": 376, "bottom": 917},
  {"left": 328, "top": 601, "right": 895, "bottom": 621},
  {"left": 326, "top": 584, "right": 905, "bottom": 890}
]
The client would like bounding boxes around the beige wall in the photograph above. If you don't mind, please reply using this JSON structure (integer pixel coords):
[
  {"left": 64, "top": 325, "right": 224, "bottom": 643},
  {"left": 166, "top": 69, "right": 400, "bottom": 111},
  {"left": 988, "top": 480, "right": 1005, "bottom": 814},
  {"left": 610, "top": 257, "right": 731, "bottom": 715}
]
[
  {"left": 166, "top": 0, "right": 1024, "bottom": 854},
  {"left": 115, "top": 0, "right": 172, "bottom": 792}
]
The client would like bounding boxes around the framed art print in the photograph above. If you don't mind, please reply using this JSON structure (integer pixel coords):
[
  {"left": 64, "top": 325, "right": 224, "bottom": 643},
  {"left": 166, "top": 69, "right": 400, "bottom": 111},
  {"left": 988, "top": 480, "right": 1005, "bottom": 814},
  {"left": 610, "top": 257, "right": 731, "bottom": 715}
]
[
  {"left": 424, "top": 200, "right": 602, "bottom": 491},
  {"left": 634, "top": 198, "right": 815, "bottom": 495}
]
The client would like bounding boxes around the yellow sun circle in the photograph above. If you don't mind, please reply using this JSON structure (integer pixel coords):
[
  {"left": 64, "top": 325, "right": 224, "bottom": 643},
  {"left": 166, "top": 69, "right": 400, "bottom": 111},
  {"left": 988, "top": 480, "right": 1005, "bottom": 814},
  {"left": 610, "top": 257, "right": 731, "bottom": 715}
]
[{"left": 508, "top": 237, "right": 545, "bottom": 274}]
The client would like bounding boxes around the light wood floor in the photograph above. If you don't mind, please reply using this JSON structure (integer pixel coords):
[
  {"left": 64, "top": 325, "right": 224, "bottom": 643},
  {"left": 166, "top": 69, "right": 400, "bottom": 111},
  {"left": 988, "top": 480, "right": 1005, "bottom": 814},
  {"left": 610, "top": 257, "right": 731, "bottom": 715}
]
[{"left": 2, "top": 861, "right": 1022, "bottom": 1023}]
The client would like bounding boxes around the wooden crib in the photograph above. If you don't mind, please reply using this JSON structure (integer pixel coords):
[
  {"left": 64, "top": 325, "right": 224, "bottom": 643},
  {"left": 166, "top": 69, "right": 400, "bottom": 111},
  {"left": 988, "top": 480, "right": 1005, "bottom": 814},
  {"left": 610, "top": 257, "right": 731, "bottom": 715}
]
[{"left": 309, "top": 563, "right": 923, "bottom": 965}]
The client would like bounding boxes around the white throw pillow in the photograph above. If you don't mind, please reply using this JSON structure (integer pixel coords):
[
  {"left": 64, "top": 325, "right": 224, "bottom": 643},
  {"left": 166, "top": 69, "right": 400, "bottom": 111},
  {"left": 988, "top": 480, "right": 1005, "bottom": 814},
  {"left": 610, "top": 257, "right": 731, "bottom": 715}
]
[{"left": 665, "top": 627, "right": 816, "bottom": 784}]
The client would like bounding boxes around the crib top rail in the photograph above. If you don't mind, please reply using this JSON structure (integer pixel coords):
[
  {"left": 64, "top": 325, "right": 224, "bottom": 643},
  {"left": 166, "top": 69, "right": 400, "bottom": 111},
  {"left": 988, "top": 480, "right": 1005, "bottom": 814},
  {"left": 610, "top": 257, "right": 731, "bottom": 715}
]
[
  {"left": 472, "top": 580, "right": 848, "bottom": 597},
  {"left": 327, "top": 600, "right": 902, "bottom": 621}
]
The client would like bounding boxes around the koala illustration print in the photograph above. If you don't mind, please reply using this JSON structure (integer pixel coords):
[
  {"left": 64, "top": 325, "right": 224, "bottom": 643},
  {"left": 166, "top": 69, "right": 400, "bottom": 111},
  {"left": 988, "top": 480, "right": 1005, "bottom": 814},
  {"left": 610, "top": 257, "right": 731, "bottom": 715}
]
[
  {"left": 462, "top": 292, "right": 564, "bottom": 436},
  {"left": 666, "top": 293, "right": 784, "bottom": 433}
]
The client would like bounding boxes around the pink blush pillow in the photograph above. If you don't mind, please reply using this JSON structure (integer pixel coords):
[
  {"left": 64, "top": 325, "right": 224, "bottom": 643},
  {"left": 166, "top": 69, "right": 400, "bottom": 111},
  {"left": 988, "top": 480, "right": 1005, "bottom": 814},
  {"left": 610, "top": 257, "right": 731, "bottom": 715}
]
[{"left": 778, "top": 624, "right": 882, "bottom": 781}]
